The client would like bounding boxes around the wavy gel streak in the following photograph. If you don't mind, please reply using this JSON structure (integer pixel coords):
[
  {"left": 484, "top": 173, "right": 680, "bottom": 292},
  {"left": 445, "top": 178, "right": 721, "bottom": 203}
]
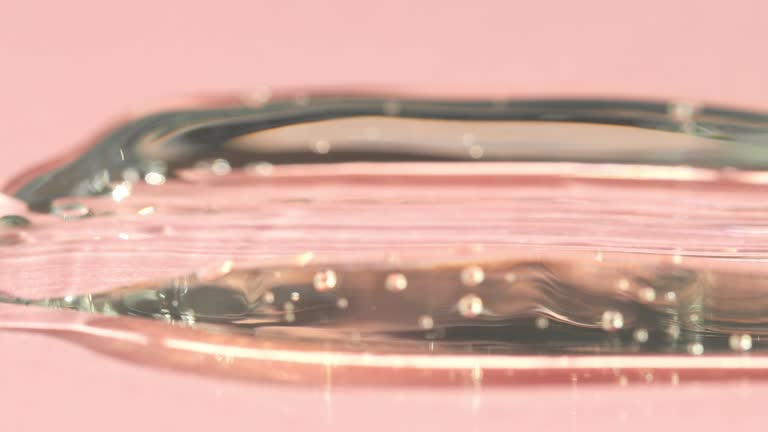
[{"left": 3, "top": 94, "right": 768, "bottom": 386}]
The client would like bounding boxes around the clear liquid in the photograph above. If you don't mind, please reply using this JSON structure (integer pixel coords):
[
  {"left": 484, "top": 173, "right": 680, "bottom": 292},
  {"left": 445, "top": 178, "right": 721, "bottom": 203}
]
[{"left": 3, "top": 97, "right": 768, "bottom": 385}]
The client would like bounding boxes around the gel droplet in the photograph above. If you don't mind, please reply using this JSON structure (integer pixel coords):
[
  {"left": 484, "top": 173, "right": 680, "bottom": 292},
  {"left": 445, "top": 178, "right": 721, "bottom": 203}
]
[{"left": 6, "top": 96, "right": 768, "bottom": 383}]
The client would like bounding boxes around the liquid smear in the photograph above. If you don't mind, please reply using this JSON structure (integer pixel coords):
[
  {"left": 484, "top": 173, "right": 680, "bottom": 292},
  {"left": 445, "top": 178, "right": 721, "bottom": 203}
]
[{"left": 3, "top": 96, "right": 768, "bottom": 386}]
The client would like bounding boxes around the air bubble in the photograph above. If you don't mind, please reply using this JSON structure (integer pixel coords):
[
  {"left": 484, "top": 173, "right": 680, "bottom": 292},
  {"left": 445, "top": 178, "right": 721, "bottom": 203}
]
[
  {"left": 601, "top": 310, "right": 624, "bottom": 332},
  {"left": 144, "top": 172, "right": 166, "bottom": 186},
  {"left": 263, "top": 291, "right": 275, "bottom": 304},
  {"left": 336, "top": 297, "right": 349, "bottom": 309},
  {"left": 246, "top": 161, "right": 275, "bottom": 176},
  {"left": 687, "top": 342, "right": 704, "bottom": 356},
  {"left": 638, "top": 287, "right": 656, "bottom": 303},
  {"left": 535, "top": 317, "right": 550, "bottom": 329},
  {"left": 668, "top": 101, "right": 699, "bottom": 134},
  {"left": 311, "top": 139, "right": 331, "bottom": 154},
  {"left": 418, "top": 315, "right": 434, "bottom": 330},
  {"left": 615, "top": 278, "right": 630, "bottom": 291},
  {"left": 313, "top": 269, "right": 337, "bottom": 292},
  {"left": 667, "top": 323, "right": 681, "bottom": 339},
  {"left": 504, "top": 272, "right": 517, "bottom": 284},
  {"left": 210, "top": 159, "right": 232, "bottom": 176},
  {"left": 291, "top": 292, "right": 300, "bottom": 302},
  {"left": 385, "top": 273, "right": 408, "bottom": 292},
  {"left": 383, "top": 100, "right": 401, "bottom": 116},
  {"left": 460, "top": 265, "right": 485, "bottom": 287},
  {"left": 137, "top": 206, "right": 156, "bottom": 216},
  {"left": 669, "top": 101, "right": 698, "bottom": 122},
  {"left": 0, "top": 215, "right": 30, "bottom": 228},
  {"left": 110, "top": 182, "right": 132, "bottom": 202},
  {"left": 664, "top": 292, "right": 678, "bottom": 303},
  {"left": 729, "top": 334, "right": 752, "bottom": 352},
  {"left": 457, "top": 294, "right": 483, "bottom": 318},
  {"left": 633, "top": 328, "right": 649, "bottom": 343},
  {"left": 51, "top": 202, "right": 92, "bottom": 220}
]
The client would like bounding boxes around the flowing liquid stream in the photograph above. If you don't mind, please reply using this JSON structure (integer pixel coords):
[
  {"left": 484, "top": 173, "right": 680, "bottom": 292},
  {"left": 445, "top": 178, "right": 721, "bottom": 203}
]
[{"left": 3, "top": 96, "right": 768, "bottom": 386}]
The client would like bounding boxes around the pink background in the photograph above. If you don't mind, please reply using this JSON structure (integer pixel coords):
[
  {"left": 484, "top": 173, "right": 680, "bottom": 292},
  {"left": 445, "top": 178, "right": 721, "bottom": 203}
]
[
  {"left": 2, "top": 0, "right": 768, "bottom": 172},
  {"left": 2, "top": 1, "right": 768, "bottom": 430}
]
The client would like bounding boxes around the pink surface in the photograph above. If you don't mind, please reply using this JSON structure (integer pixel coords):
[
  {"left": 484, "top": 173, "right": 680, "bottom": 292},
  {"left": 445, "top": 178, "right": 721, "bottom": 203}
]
[
  {"left": 3, "top": 326, "right": 765, "bottom": 431},
  {"left": 2, "top": 1, "right": 768, "bottom": 430}
]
